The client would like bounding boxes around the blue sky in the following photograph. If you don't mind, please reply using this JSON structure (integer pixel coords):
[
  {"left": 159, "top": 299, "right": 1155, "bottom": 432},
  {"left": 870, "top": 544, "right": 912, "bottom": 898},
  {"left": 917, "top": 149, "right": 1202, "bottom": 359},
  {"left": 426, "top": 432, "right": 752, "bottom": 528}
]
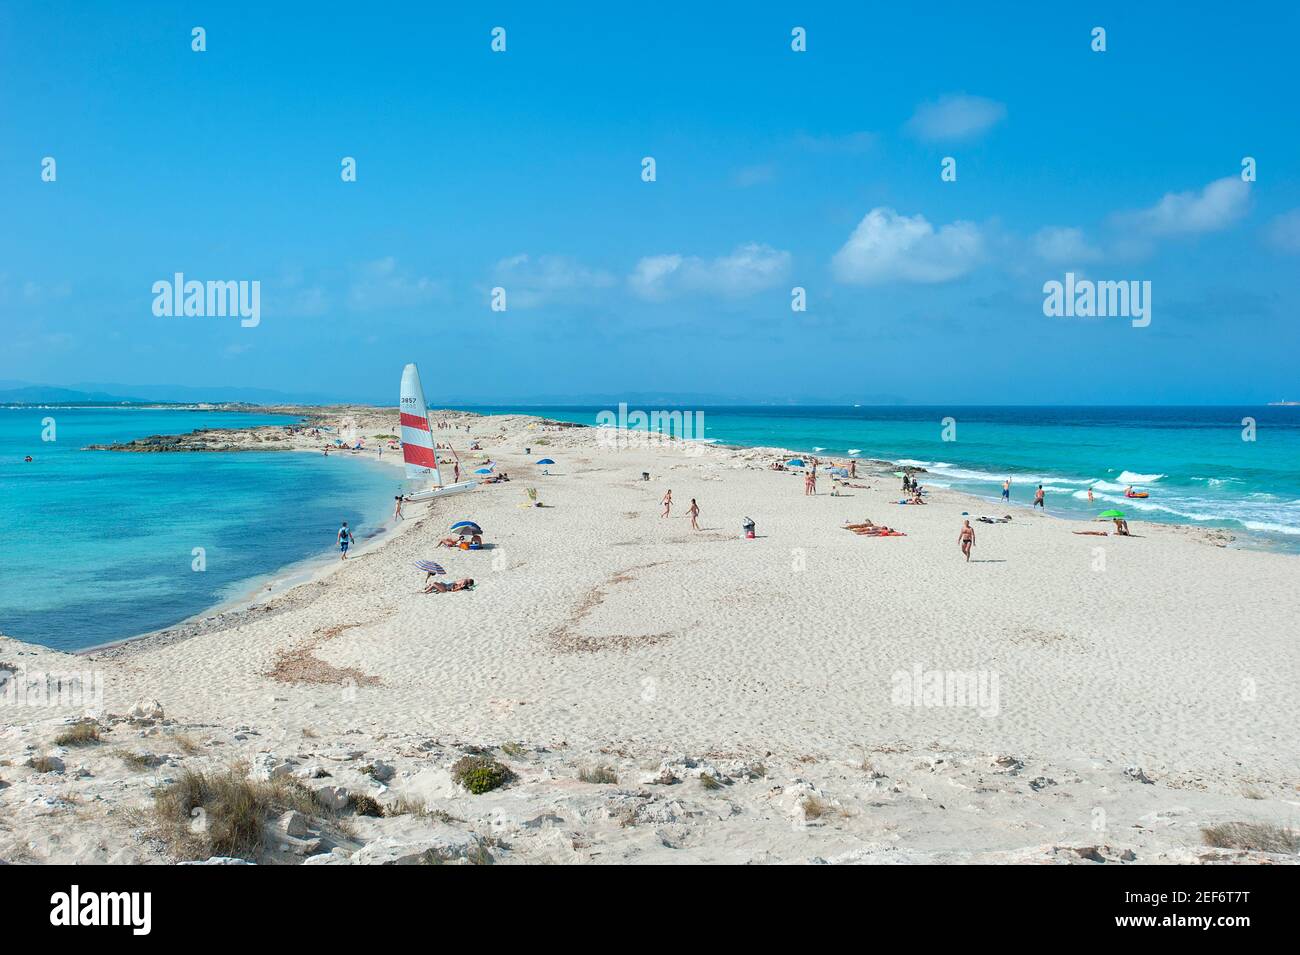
[{"left": 2, "top": 2, "right": 1298, "bottom": 404}]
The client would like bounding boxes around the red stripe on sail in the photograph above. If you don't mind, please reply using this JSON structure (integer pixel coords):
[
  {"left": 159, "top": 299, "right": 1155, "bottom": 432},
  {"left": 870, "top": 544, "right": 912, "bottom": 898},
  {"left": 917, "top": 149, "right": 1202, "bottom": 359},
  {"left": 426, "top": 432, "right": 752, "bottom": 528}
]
[
  {"left": 400, "top": 412, "right": 430, "bottom": 431},
  {"left": 403, "top": 444, "right": 437, "bottom": 468}
]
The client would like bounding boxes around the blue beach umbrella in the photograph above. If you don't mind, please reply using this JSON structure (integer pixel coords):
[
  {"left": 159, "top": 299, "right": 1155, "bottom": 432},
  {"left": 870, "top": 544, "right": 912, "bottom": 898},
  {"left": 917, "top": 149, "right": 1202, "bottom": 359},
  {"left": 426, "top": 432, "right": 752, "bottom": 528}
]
[
  {"left": 450, "top": 520, "right": 482, "bottom": 536},
  {"left": 786, "top": 458, "right": 805, "bottom": 468},
  {"left": 474, "top": 467, "right": 493, "bottom": 474},
  {"left": 536, "top": 458, "right": 555, "bottom": 465},
  {"left": 414, "top": 560, "right": 445, "bottom": 575}
]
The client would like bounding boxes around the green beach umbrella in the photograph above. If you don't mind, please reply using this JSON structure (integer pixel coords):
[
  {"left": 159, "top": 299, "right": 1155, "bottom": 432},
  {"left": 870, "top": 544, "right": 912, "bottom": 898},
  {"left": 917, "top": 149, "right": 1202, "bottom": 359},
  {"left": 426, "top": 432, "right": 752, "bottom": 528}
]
[{"left": 1098, "top": 509, "right": 1126, "bottom": 519}]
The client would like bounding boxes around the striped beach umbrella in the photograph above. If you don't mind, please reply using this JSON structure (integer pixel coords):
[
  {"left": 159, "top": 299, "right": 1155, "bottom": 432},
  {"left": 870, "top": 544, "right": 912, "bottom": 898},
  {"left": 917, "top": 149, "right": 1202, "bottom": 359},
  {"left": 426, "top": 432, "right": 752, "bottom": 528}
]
[
  {"left": 450, "top": 520, "right": 482, "bottom": 535},
  {"left": 414, "top": 560, "right": 446, "bottom": 575}
]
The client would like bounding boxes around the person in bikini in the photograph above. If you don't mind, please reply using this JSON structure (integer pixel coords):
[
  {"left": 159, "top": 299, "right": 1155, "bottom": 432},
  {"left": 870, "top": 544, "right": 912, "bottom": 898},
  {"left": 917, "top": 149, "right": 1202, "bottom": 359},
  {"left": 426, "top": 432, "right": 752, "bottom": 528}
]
[
  {"left": 661, "top": 489, "right": 672, "bottom": 517},
  {"left": 687, "top": 498, "right": 700, "bottom": 531},
  {"left": 425, "top": 577, "right": 474, "bottom": 594}
]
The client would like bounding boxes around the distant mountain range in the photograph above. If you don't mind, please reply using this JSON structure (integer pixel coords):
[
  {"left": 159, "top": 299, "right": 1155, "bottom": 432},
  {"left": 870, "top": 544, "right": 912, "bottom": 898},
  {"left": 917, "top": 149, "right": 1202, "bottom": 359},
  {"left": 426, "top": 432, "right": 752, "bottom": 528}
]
[
  {"left": 0, "top": 382, "right": 358, "bottom": 405},
  {"left": 0, "top": 380, "right": 913, "bottom": 407},
  {"left": 0, "top": 385, "right": 149, "bottom": 404}
]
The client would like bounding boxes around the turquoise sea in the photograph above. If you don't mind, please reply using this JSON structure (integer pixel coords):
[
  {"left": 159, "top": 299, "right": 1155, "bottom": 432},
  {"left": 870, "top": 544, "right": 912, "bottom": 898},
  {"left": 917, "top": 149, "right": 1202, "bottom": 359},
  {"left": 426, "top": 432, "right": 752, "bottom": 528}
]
[
  {"left": 0, "top": 408, "right": 401, "bottom": 651},
  {"left": 469, "top": 404, "right": 1300, "bottom": 552}
]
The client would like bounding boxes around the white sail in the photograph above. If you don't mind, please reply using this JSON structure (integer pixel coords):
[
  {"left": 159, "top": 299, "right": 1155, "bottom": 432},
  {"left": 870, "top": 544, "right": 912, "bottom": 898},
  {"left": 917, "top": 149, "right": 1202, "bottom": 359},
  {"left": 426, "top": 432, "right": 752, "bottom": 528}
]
[
  {"left": 399, "top": 362, "right": 477, "bottom": 502},
  {"left": 399, "top": 363, "right": 441, "bottom": 485}
]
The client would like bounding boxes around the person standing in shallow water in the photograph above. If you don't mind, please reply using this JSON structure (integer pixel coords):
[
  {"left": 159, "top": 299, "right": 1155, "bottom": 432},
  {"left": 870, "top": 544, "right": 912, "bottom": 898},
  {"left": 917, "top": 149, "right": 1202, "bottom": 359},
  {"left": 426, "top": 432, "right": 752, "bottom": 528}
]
[
  {"left": 338, "top": 520, "right": 354, "bottom": 559},
  {"left": 661, "top": 489, "right": 672, "bottom": 517},
  {"left": 1033, "top": 485, "right": 1045, "bottom": 508}
]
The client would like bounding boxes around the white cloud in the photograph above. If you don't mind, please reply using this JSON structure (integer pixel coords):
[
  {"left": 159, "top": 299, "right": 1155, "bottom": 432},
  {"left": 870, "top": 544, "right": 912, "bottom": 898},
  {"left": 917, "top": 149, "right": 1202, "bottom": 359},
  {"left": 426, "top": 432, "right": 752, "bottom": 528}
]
[
  {"left": 1121, "top": 176, "right": 1251, "bottom": 236},
  {"left": 629, "top": 242, "right": 791, "bottom": 300},
  {"left": 793, "top": 130, "right": 877, "bottom": 154},
  {"left": 905, "top": 94, "right": 1006, "bottom": 141},
  {"left": 1265, "top": 208, "right": 1300, "bottom": 253},
  {"left": 732, "top": 163, "right": 776, "bottom": 187},
  {"left": 0, "top": 274, "right": 73, "bottom": 307},
  {"left": 1031, "top": 226, "right": 1101, "bottom": 264},
  {"left": 347, "top": 257, "right": 439, "bottom": 311},
  {"left": 492, "top": 253, "right": 615, "bottom": 307},
  {"left": 832, "top": 208, "right": 984, "bottom": 285}
]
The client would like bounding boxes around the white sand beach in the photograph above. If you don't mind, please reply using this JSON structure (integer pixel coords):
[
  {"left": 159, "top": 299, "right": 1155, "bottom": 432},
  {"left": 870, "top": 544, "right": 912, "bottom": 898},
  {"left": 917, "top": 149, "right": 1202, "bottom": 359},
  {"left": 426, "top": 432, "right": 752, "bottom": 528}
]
[{"left": 2, "top": 409, "right": 1297, "bottom": 864}]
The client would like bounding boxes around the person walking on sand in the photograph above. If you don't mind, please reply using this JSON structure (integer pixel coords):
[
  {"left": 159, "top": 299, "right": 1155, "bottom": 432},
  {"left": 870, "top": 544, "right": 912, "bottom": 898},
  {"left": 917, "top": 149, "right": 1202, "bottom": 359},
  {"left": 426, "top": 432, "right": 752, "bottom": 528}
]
[
  {"left": 688, "top": 498, "right": 700, "bottom": 531},
  {"left": 958, "top": 519, "right": 976, "bottom": 562},
  {"left": 1033, "top": 485, "right": 1045, "bottom": 508},
  {"left": 337, "top": 520, "right": 354, "bottom": 559},
  {"left": 1002, "top": 478, "right": 1011, "bottom": 502},
  {"left": 661, "top": 489, "right": 672, "bottom": 517},
  {"left": 393, "top": 495, "right": 404, "bottom": 521}
]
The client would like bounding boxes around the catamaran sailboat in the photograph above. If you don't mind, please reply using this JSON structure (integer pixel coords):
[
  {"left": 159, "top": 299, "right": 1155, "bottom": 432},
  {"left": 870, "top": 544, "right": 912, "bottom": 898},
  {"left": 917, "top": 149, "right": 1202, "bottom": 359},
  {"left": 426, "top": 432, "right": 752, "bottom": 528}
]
[{"left": 399, "top": 362, "right": 478, "bottom": 502}]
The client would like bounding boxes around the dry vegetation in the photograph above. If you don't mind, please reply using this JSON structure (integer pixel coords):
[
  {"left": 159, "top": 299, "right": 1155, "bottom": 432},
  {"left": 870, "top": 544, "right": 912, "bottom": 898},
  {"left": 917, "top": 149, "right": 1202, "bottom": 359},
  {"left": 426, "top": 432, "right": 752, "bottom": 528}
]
[
  {"left": 54, "top": 723, "right": 102, "bottom": 747},
  {"left": 578, "top": 766, "right": 619, "bottom": 785},
  {"left": 152, "top": 764, "right": 351, "bottom": 861},
  {"left": 1201, "top": 821, "right": 1299, "bottom": 854}
]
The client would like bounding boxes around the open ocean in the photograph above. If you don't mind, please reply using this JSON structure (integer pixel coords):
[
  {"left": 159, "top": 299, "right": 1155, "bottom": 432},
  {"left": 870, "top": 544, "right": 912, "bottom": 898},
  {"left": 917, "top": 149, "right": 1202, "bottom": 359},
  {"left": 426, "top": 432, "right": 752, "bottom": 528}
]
[
  {"left": 469, "top": 404, "right": 1300, "bottom": 551},
  {"left": 0, "top": 408, "right": 401, "bottom": 650}
]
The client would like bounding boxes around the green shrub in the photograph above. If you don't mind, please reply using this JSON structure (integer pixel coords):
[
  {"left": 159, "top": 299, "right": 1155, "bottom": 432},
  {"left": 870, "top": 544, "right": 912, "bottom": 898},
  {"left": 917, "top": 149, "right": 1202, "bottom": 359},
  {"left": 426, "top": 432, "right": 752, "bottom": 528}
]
[{"left": 451, "top": 755, "right": 513, "bottom": 795}]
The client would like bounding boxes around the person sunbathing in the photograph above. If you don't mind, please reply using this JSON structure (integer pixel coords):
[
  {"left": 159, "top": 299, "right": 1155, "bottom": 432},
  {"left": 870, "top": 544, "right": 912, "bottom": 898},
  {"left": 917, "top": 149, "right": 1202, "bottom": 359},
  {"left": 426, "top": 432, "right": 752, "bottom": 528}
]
[
  {"left": 425, "top": 577, "right": 474, "bottom": 594},
  {"left": 436, "top": 535, "right": 463, "bottom": 547},
  {"left": 845, "top": 520, "right": 899, "bottom": 535}
]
